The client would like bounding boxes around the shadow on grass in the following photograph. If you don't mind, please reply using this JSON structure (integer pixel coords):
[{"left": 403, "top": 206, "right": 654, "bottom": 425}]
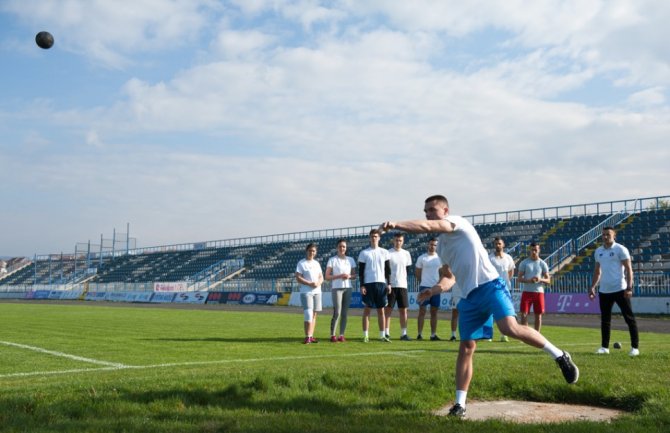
[
  {"left": 119, "top": 382, "right": 416, "bottom": 415},
  {"left": 143, "top": 337, "right": 301, "bottom": 343}
]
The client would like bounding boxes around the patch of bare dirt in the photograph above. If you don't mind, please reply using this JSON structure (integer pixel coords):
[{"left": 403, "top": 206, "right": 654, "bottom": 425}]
[{"left": 434, "top": 400, "right": 623, "bottom": 423}]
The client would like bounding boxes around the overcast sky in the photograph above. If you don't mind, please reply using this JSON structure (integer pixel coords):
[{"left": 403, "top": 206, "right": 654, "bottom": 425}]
[{"left": 1, "top": 0, "right": 668, "bottom": 257}]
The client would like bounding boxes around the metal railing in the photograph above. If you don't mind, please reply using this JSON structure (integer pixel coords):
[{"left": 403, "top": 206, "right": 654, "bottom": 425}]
[
  {"left": 544, "top": 208, "right": 633, "bottom": 271},
  {"left": 22, "top": 195, "right": 669, "bottom": 260}
]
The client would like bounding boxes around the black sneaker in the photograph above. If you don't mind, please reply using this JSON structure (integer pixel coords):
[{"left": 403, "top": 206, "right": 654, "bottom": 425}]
[
  {"left": 555, "top": 351, "right": 579, "bottom": 384},
  {"left": 385, "top": 334, "right": 391, "bottom": 340},
  {"left": 416, "top": 334, "right": 423, "bottom": 340},
  {"left": 430, "top": 335, "right": 442, "bottom": 341},
  {"left": 449, "top": 335, "right": 457, "bottom": 342},
  {"left": 400, "top": 335, "right": 411, "bottom": 341},
  {"left": 448, "top": 403, "right": 466, "bottom": 418}
]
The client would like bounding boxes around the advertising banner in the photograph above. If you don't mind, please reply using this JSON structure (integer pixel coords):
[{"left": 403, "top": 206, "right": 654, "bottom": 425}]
[
  {"left": 128, "top": 292, "right": 153, "bottom": 303},
  {"left": 106, "top": 291, "right": 132, "bottom": 302},
  {"left": 85, "top": 291, "right": 108, "bottom": 301},
  {"left": 27, "top": 290, "right": 51, "bottom": 300},
  {"left": 153, "top": 282, "right": 187, "bottom": 292},
  {"left": 545, "top": 293, "right": 600, "bottom": 314},
  {"left": 216, "top": 291, "right": 284, "bottom": 305},
  {"left": 60, "top": 289, "right": 84, "bottom": 300},
  {"left": 150, "top": 292, "right": 176, "bottom": 303},
  {"left": 173, "top": 291, "right": 208, "bottom": 304}
]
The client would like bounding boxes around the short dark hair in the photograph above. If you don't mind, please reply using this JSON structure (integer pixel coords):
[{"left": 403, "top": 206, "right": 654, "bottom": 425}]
[
  {"left": 336, "top": 238, "right": 347, "bottom": 246},
  {"left": 494, "top": 237, "right": 504, "bottom": 242},
  {"left": 369, "top": 229, "right": 382, "bottom": 236},
  {"left": 425, "top": 194, "right": 449, "bottom": 207},
  {"left": 529, "top": 242, "right": 539, "bottom": 248},
  {"left": 393, "top": 233, "right": 404, "bottom": 239},
  {"left": 305, "top": 242, "right": 317, "bottom": 251},
  {"left": 428, "top": 237, "right": 437, "bottom": 243},
  {"left": 603, "top": 226, "right": 616, "bottom": 233}
]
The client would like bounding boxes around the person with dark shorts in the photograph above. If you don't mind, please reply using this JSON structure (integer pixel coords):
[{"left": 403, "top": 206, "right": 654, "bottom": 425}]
[
  {"left": 358, "top": 229, "right": 391, "bottom": 342},
  {"left": 386, "top": 233, "right": 412, "bottom": 340},
  {"left": 415, "top": 238, "right": 443, "bottom": 340}
]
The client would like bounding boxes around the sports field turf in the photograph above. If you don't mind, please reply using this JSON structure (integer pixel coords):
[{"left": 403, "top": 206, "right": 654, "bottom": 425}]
[{"left": 1, "top": 302, "right": 669, "bottom": 432}]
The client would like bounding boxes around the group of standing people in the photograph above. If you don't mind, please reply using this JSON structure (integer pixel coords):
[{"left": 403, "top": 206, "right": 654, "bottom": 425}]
[{"left": 295, "top": 230, "right": 452, "bottom": 344}]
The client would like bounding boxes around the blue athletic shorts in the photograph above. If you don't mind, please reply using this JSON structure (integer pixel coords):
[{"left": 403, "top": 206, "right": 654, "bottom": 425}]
[
  {"left": 419, "top": 286, "right": 441, "bottom": 308},
  {"left": 362, "top": 282, "right": 388, "bottom": 308},
  {"left": 457, "top": 278, "right": 515, "bottom": 341}
]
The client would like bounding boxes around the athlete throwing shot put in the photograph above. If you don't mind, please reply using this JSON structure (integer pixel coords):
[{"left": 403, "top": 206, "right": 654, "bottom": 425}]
[{"left": 379, "top": 194, "right": 579, "bottom": 417}]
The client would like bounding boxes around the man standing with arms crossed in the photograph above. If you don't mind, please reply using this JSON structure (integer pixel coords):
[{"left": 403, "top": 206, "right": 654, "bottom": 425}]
[
  {"left": 385, "top": 233, "right": 413, "bottom": 340},
  {"left": 517, "top": 243, "right": 550, "bottom": 332},
  {"left": 415, "top": 238, "right": 443, "bottom": 341},
  {"left": 589, "top": 227, "right": 640, "bottom": 356},
  {"left": 358, "top": 229, "right": 392, "bottom": 343},
  {"left": 489, "top": 237, "right": 516, "bottom": 341},
  {"left": 379, "top": 194, "right": 578, "bottom": 417}
]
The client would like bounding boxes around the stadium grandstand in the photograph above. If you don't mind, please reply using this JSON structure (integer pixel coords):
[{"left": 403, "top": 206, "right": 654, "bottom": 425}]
[{"left": 1, "top": 195, "right": 669, "bottom": 312}]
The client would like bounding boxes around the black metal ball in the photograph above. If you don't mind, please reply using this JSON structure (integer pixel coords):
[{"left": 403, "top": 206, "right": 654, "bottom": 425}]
[{"left": 35, "top": 31, "right": 54, "bottom": 49}]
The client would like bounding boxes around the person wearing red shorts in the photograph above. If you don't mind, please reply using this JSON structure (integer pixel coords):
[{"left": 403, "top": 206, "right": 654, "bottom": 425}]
[{"left": 517, "top": 243, "right": 550, "bottom": 332}]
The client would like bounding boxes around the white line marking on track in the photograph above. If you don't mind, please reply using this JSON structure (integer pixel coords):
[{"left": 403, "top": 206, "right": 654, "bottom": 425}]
[{"left": 0, "top": 340, "right": 128, "bottom": 368}]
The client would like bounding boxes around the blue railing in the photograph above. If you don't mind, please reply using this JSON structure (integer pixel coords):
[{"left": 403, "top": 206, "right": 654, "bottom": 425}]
[
  {"left": 24, "top": 194, "right": 669, "bottom": 260},
  {"left": 544, "top": 208, "right": 633, "bottom": 271}
]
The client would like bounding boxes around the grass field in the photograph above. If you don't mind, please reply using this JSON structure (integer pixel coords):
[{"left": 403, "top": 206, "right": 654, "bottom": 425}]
[{"left": 1, "top": 302, "right": 669, "bottom": 433}]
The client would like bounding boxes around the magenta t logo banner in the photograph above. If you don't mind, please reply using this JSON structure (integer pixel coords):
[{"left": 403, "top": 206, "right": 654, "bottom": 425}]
[{"left": 546, "top": 293, "right": 600, "bottom": 314}]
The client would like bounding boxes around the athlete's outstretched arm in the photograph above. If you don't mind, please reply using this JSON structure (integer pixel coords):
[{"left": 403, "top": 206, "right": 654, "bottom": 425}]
[{"left": 379, "top": 219, "right": 454, "bottom": 234}]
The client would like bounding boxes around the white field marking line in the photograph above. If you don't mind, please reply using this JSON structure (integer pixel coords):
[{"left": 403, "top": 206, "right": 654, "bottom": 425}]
[
  {"left": 0, "top": 367, "right": 121, "bottom": 379},
  {"left": 135, "top": 349, "right": 427, "bottom": 369},
  {"left": 0, "top": 340, "right": 128, "bottom": 368},
  {"left": 0, "top": 350, "right": 426, "bottom": 380}
]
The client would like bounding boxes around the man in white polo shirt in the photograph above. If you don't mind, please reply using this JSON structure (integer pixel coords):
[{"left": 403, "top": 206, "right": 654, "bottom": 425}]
[{"left": 589, "top": 227, "right": 640, "bottom": 357}]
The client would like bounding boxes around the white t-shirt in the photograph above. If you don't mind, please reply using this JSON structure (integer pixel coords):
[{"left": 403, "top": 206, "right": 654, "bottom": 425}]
[
  {"left": 295, "top": 258, "right": 323, "bottom": 294},
  {"left": 415, "top": 252, "right": 442, "bottom": 287},
  {"left": 595, "top": 242, "right": 631, "bottom": 293},
  {"left": 518, "top": 258, "right": 549, "bottom": 293},
  {"left": 489, "top": 252, "right": 515, "bottom": 288},
  {"left": 388, "top": 248, "right": 412, "bottom": 288},
  {"left": 436, "top": 215, "right": 499, "bottom": 298},
  {"left": 358, "top": 247, "right": 390, "bottom": 284},
  {"left": 451, "top": 281, "right": 464, "bottom": 305},
  {"left": 326, "top": 255, "right": 356, "bottom": 289}
]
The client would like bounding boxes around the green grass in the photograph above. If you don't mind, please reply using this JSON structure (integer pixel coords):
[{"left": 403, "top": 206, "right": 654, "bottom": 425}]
[{"left": 1, "top": 302, "right": 669, "bottom": 432}]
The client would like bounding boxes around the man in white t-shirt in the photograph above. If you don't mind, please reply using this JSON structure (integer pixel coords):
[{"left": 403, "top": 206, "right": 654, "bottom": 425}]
[
  {"left": 385, "top": 233, "right": 412, "bottom": 340},
  {"left": 489, "top": 237, "right": 516, "bottom": 342},
  {"left": 415, "top": 238, "right": 443, "bottom": 341},
  {"left": 379, "top": 194, "right": 578, "bottom": 417},
  {"left": 358, "top": 229, "right": 391, "bottom": 343},
  {"left": 589, "top": 227, "right": 639, "bottom": 357}
]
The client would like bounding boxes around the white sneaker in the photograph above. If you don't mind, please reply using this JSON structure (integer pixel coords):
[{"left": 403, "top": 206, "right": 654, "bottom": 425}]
[
  {"left": 596, "top": 347, "right": 610, "bottom": 354},
  {"left": 629, "top": 348, "right": 640, "bottom": 357}
]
